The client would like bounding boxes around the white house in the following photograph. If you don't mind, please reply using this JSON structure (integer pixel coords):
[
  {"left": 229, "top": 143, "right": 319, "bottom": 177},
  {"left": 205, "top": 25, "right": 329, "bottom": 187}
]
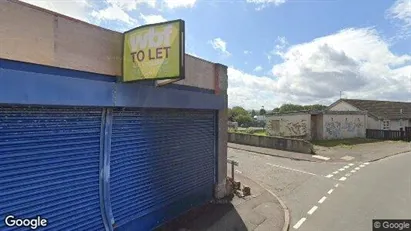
[
  {"left": 327, "top": 99, "right": 411, "bottom": 131},
  {"left": 253, "top": 115, "right": 266, "bottom": 121}
]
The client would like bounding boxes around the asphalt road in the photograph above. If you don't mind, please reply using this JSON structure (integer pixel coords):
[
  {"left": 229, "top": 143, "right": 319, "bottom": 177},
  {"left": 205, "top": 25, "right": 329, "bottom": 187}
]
[{"left": 228, "top": 148, "right": 411, "bottom": 231}]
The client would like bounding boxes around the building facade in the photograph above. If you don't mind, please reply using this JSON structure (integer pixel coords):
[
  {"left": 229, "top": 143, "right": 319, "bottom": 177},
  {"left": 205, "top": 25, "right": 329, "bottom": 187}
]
[
  {"left": 0, "top": 1, "right": 228, "bottom": 231},
  {"left": 266, "top": 111, "right": 366, "bottom": 140},
  {"left": 328, "top": 99, "right": 411, "bottom": 131}
]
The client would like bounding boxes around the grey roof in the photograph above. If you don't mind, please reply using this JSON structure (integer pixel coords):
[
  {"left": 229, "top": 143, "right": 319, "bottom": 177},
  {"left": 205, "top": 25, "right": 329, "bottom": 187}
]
[{"left": 330, "top": 99, "right": 411, "bottom": 120}]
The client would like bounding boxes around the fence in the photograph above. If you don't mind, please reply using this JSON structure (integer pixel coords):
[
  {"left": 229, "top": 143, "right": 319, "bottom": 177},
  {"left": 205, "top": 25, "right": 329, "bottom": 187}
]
[{"left": 366, "top": 127, "right": 411, "bottom": 141}]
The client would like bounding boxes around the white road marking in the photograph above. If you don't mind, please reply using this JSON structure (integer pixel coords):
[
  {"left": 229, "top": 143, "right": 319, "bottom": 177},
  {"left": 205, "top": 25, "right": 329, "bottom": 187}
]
[
  {"left": 327, "top": 189, "right": 334, "bottom": 194},
  {"left": 348, "top": 163, "right": 354, "bottom": 166},
  {"left": 339, "top": 177, "right": 347, "bottom": 181},
  {"left": 266, "top": 163, "right": 319, "bottom": 177},
  {"left": 355, "top": 167, "right": 360, "bottom": 170},
  {"left": 344, "top": 165, "right": 350, "bottom": 169},
  {"left": 318, "top": 196, "right": 327, "bottom": 204},
  {"left": 333, "top": 171, "right": 339, "bottom": 174},
  {"left": 312, "top": 155, "right": 330, "bottom": 161},
  {"left": 350, "top": 170, "right": 356, "bottom": 173},
  {"left": 360, "top": 164, "right": 365, "bottom": 167},
  {"left": 325, "top": 174, "right": 333, "bottom": 178},
  {"left": 339, "top": 168, "right": 345, "bottom": 171},
  {"left": 335, "top": 184, "right": 339, "bottom": 187},
  {"left": 345, "top": 173, "right": 351, "bottom": 177},
  {"left": 341, "top": 155, "right": 354, "bottom": 161},
  {"left": 364, "top": 162, "right": 370, "bottom": 165},
  {"left": 235, "top": 170, "right": 242, "bottom": 174},
  {"left": 293, "top": 217, "right": 307, "bottom": 229},
  {"left": 307, "top": 206, "right": 318, "bottom": 215}
]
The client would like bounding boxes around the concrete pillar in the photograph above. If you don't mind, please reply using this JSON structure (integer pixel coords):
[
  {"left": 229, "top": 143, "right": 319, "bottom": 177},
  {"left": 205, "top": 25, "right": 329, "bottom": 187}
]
[{"left": 214, "top": 63, "right": 228, "bottom": 199}]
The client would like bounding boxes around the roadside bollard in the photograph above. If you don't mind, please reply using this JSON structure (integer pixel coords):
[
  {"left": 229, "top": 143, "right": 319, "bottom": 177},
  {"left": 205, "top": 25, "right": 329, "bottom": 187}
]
[{"left": 227, "top": 159, "right": 239, "bottom": 181}]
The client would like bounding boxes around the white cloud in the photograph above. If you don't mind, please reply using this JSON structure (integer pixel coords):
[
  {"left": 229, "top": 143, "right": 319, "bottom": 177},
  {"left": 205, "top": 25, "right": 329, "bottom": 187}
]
[
  {"left": 387, "top": 0, "right": 411, "bottom": 39},
  {"left": 209, "top": 38, "right": 231, "bottom": 56},
  {"left": 140, "top": 14, "right": 167, "bottom": 24},
  {"left": 387, "top": 0, "right": 411, "bottom": 26},
  {"left": 275, "top": 36, "right": 288, "bottom": 50},
  {"left": 21, "top": 0, "right": 93, "bottom": 22},
  {"left": 246, "top": 0, "right": 287, "bottom": 10},
  {"left": 163, "top": 0, "right": 197, "bottom": 8},
  {"left": 244, "top": 50, "right": 252, "bottom": 55},
  {"left": 228, "top": 67, "right": 282, "bottom": 109},
  {"left": 228, "top": 28, "right": 411, "bottom": 109},
  {"left": 91, "top": 4, "right": 136, "bottom": 24},
  {"left": 268, "top": 36, "right": 289, "bottom": 61},
  {"left": 254, "top": 66, "right": 263, "bottom": 72},
  {"left": 106, "top": 0, "right": 156, "bottom": 10}
]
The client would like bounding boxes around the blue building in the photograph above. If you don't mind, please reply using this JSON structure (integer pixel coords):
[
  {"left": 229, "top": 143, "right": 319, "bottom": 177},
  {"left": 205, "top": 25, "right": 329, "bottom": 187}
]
[{"left": 0, "top": 1, "right": 229, "bottom": 230}]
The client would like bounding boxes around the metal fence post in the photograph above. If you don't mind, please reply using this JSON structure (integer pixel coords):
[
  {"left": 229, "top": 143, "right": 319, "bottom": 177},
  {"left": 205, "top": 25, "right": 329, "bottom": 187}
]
[{"left": 227, "top": 159, "right": 239, "bottom": 182}]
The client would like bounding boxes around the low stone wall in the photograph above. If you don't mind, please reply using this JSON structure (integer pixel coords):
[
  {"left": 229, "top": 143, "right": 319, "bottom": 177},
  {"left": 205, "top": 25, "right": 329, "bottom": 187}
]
[{"left": 228, "top": 132, "right": 314, "bottom": 154}]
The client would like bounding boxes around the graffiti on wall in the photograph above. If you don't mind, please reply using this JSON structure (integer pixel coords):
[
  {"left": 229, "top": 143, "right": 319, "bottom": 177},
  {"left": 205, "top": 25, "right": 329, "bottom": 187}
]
[
  {"left": 267, "top": 118, "right": 308, "bottom": 138},
  {"left": 284, "top": 119, "right": 308, "bottom": 137},
  {"left": 325, "top": 117, "right": 364, "bottom": 139}
]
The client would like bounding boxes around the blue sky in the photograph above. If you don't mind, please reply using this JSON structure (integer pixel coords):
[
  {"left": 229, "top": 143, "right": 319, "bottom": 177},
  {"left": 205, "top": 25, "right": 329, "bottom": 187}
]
[{"left": 23, "top": 0, "right": 411, "bottom": 110}]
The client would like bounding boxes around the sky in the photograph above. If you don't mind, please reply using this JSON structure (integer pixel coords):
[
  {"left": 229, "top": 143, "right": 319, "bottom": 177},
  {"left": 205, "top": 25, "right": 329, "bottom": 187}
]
[{"left": 22, "top": 0, "right": 411, "bottom": 110}]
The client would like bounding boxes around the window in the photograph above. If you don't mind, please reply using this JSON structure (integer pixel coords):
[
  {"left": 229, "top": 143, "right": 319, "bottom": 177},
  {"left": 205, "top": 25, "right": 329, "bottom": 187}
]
[{"left": 383, "top": 120, "right": 390, "bottom": 130}]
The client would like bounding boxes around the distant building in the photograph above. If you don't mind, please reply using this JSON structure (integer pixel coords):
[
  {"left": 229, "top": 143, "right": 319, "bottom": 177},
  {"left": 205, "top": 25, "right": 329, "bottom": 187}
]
[
  {"left": 253, "top": 115, "right": 266, "bottom": 121},
  {"left": 328, "top": 99, "right": 411, "bottom": 131},
  {"left": 266, "top": 99, "right": 411, "bottom": 140},
  {"left": 228, "top": 121, "right": 238, "bottom": 129},
  {"left": 266, "top": 110, "right": 366, "bottom": 140}
]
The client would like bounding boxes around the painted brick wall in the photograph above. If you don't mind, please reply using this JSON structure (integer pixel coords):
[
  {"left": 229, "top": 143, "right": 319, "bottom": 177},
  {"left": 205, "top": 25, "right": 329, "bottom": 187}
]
[
  {"left": 0, "top": 0, "right": 216, "bottom": 91},
  {"left": 367, "top": 116, "right": 381, "bottom": 129},
  {"left": 266, "top": 114, "right": 311, "bottom": 140},
  {"left": 322, "top": 114, "right": 366, "bottom": 139},
  {"left": 328, "top": 101, "right": 360, "bottom": 111}
]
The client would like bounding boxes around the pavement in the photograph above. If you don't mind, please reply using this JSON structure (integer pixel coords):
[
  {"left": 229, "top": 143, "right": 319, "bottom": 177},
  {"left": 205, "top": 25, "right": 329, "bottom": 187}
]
[
  {"left": 229, "top": 140, "right": 411, "bottom": 163},
  {"left": 228, "top": 147, "right": 411, "bottom": 231},
  {"left": 313, "top": 140, "right": 411, "bottom": 162},
  {"left": 158, "top": 173, "right": 288, "bottom": 231}
]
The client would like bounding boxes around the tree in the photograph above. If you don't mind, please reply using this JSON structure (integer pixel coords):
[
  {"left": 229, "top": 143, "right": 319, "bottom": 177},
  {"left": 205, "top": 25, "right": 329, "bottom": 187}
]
[
  {"left": 275, "top": 103, "right": 327, "bottom": 113},
  {"left": 259, "top": 107, "right": 266, "bottom": 115},
  {"left": 231, "top": 106, "right": 249, "bottom": 118},
  {"left": 278, "top": 104, "right": 304, "bottom": 113},
  {"left": 251, "top": 109, "right": 257, "bottom": 117},
  {"left": 227, "top": 106, "right": 253, "bottom": 127},
  {"left": 228, "top": 108, "right": 234, "bottom": 121},
  {"left": 236, "top": 114, "right": 253, "bottom": 127},
  {"left": 307, "top": 104, "right": 328, "bottom": 111}
]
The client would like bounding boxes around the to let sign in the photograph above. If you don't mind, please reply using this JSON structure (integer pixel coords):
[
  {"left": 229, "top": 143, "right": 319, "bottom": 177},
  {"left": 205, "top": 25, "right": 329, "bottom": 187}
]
[{"left": 122, "top": 20, "right": 185, "bottom": 82}]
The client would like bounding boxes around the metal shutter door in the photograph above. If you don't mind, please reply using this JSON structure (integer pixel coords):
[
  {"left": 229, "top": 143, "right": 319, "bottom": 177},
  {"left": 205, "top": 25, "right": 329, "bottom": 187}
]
[
  {"left": 111, "top": 109, "right": 216, "bottom": 230},
  {"left": 0, "top": 106, "right": 105, "bottom": 231}
]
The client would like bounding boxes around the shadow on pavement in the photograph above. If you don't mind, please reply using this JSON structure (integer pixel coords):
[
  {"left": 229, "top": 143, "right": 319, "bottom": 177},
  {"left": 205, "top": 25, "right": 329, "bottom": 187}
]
[{"left": 156, "top": 200, "right": 247, "bottom": 231}]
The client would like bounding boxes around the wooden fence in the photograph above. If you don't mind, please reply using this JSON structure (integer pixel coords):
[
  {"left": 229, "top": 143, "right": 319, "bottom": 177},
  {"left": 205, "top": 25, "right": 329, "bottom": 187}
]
[{"left": 366, "top": 127, "right": 411, "bottom": 141}]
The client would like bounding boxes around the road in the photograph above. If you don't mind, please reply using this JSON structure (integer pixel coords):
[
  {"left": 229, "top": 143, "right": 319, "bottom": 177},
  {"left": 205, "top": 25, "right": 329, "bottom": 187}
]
[{"left": 228, "top": 147, "right": 411, "bottom": 231}]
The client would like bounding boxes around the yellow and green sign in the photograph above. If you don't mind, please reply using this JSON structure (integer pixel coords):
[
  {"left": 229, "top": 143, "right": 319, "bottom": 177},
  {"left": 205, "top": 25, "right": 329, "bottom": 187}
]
[{"left": 122, "top": 20, "right": 185, "bottom": 82}]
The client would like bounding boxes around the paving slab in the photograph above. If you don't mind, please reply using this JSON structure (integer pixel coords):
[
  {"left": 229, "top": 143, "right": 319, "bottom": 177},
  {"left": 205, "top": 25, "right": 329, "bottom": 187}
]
[{"left": 157, "top": 173, "right": 288, "bottom": 231}]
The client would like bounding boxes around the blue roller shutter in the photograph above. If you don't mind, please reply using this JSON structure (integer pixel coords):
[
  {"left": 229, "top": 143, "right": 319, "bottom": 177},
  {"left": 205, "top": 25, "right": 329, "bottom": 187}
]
[
  {"left": 0, "top": 106, "right": 105, "bottom": 231},
  {"left": 110, "top": 108, "right": 216, "bottom": 231}
]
